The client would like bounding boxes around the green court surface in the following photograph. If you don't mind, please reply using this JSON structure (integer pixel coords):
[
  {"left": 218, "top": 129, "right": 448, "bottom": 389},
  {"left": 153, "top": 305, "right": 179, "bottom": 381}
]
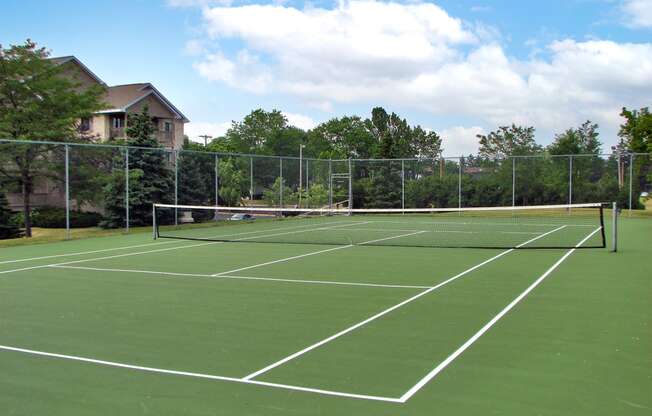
[{"left": 0, "top": 216, "right": 650, "bottom": 415}]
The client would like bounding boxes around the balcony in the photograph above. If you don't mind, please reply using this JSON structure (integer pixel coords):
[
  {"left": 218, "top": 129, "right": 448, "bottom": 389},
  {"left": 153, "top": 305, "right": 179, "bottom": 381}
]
[
  {"left": 157, "top": 130, "right": 174, "bottom": 148},
  {"left": 109, "top": 127, "right": 125, "bottom": 139}
]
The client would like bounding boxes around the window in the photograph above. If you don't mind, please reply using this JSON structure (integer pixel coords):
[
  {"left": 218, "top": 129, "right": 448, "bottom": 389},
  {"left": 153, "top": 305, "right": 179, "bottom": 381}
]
[
  {"left": 79, "top": 117, "right": 91, "bottom": 131},
  {"left": 164, "top": 121, "right": 172, "bottom": 132},
  {"left": 112, "top": 117, "right": 124, "bottom": 129}
]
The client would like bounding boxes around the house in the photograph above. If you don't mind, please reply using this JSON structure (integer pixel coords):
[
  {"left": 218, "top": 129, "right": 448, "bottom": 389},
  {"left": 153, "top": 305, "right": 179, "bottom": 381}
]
[
  {"left": 5, "top": 57, "right": 189, "bottom": 211},
  {"left": 51, "top": 56, "right": 189, "bottom": 149}
]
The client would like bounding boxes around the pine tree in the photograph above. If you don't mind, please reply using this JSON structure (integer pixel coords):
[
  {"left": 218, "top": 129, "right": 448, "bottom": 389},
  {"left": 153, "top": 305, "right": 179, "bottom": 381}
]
[
  {"left": 0, "top": 191, "right": 21, "bottom": 239},
  {"left": 100, "top": 106, "right": 174, "bottom": 228}
]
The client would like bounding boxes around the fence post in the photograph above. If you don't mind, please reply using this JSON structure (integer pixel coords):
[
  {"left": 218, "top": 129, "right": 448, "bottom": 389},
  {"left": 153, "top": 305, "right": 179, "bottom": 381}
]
[
  {"left": 125, "top": 147, "right": 129, "bottom": 232},
  {"left": 629, "top": 153, "right": 633, "bottom": 216},
  {"left": 64, "top": 144, "right": 70, "bottom": 239},
  {"left": 214, "top": 154, "right": 219, "bottom": 208},
  {"left": 306, "top": 159, "right": 309, "bottom": 195},
  {"left": 401, "top": 159, "right": 405, "bottom": 213},
  {"left": 328, "top": 159, "right": 332, "bottom": 209},
  {"left": 279, "top": 157, "right": 283, "bottom": 209},
  {"left": 348, "top": 158, "right": 353, "bottom": 213},
  {"left": 612, "top": 201, "right": 618, "bottom": 252},
  {"left": 512, "top": 157, "right": 515, "bottom": 207},
  {"left": 174, "top": 149, "right": 178, "bottom": 226},
  {"left": 458, "top": 157, "right": 462, "bottom": 210},
  {"left": 568, "top": 155, "right": 573, "bottom": 205},
  {"left": 250, "top": 156, "right": 254, "bottom": 201}
]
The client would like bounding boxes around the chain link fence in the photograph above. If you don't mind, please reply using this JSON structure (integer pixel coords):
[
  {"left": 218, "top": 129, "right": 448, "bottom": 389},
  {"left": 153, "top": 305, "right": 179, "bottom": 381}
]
[{"left": 1, "top": 139, "right": 649, "bottom": 239}]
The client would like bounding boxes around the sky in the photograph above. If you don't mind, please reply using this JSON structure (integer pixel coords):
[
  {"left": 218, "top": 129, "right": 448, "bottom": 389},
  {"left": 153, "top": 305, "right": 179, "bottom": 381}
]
[{"left": 2, "top": 0, "right": 651, "bottom": 155}]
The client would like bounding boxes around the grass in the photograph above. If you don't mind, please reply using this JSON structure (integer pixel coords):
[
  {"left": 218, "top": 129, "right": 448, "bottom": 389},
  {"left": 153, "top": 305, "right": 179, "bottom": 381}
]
[{"left": 0, "top": 215, "right": 650, "bottom": 415}]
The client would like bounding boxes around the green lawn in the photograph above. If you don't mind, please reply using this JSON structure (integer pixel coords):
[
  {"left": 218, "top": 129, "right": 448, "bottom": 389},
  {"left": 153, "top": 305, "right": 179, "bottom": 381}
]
[{"left": 0, "top": 216, "right": 649, "bottom": 415}]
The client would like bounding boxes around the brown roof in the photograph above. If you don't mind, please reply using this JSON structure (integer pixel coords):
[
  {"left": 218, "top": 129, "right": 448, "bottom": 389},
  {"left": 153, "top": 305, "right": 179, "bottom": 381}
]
[
  {"left": 48, "top": 56, "right": 107, "bottom": 86},
  {"left": 49, "top": 56, "right": 189, "bottom": 122},
  {"left": 102, "top": 83, "right": 189, "bottom": 122}
]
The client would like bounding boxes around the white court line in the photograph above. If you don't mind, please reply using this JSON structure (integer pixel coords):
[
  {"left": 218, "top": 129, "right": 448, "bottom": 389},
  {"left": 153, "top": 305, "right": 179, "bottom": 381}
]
[
  {"left": 0, "top": 218, "right": 352, "bottom": 266},
  {"left": 0, "top": 240, "right": 177, "bottom": 265},
  {"left": 398, "top": 226, "right": 602, "bottom": 403},
  {"left": 0, "top": 345, "right": 401, "bottom": 403},
  {"left": 211, "top": 230, "right": 425, "bottom": 277},
  {"left": 307, "top": 228, "right": 542, "bottom": 236},
  {"left": 242, "top": 226, "right": 567, "bottom": 381},
  {"left": 0, "top": 220, "right": 358, "bottom": 276},
  {"left": 50, "top": 265, "right": 430, "bottom": 289},
  {"left": 366, "top": 220, "right": 594, "bottom": 228}
]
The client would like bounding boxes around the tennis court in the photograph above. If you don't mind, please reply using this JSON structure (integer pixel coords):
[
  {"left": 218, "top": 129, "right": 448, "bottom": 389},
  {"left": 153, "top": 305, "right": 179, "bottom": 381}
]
[{"left": 1, "top": 204, "right": 650, "bottom": 415}]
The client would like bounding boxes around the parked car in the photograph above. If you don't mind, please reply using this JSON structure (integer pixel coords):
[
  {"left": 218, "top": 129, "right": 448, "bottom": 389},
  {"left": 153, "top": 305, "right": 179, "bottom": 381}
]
[{"left": 229, "top": 213, "right": 254, "bottom": 221}]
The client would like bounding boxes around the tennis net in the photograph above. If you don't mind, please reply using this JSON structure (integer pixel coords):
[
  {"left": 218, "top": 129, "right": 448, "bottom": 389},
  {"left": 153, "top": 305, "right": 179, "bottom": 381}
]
[{"left": 153, "top": 203, "right": 607, "bottom": 249}]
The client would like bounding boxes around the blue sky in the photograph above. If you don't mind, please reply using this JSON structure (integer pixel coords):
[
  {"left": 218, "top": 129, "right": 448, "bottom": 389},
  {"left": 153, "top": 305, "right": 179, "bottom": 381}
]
[{"left": 2, "top": 0, "right": 651, "bottom": 155}]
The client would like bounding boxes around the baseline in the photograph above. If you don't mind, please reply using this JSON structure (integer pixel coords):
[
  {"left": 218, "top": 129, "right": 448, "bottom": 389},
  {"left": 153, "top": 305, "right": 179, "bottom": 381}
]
[{"left": 0, "top": 344, "right": 401, "bottom": 403}]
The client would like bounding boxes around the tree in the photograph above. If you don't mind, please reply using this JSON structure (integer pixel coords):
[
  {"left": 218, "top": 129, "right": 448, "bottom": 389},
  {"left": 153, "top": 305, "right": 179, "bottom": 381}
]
[
  {"left": 619, "top": 107, "right": 652, "bottom": 154},
  {"left": 217, "top": 159, "right": 246, "bottom": 207},
  {"left": 100, "top": 106, "right": 174, "bottom": 228},
  {"left": 0, "top": 191, "right": 21, "bottom": 239},
  {"left": 224, "top": 109, "right": 291, "bottom": 154},
  {"left": 477, "top": 124, "right": 541, "bottom": 158},
  {"left": 619, "top": 107, "right": 652, "bottom": 207},
  {"left": 305, "top": 116, "right": 376, "bottom": 159},
  {"left": 177, "top": 138, "right": 214, "bottom": 208},
  {"left": 0, "top": 40, "right": 105, "bottom": 236}
]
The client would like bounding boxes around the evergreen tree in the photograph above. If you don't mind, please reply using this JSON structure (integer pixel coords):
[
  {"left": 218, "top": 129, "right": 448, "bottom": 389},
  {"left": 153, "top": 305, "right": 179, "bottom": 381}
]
[
  {"left": 100, "top": 106, "right": 174, "bottom": 228},
  {"left": 0, "top": 191, "right": 21, "bottom": 239}
]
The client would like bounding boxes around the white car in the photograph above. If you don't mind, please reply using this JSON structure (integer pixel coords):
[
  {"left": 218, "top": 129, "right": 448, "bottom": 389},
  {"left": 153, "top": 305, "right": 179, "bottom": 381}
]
[{"left": 229, "top": 213, "right": 254, "bottom": 221}]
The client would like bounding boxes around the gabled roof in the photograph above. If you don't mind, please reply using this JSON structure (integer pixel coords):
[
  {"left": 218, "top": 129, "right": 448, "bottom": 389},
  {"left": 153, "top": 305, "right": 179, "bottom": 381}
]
[
  {"left": 48, "top": 57, "right": 189, "bottom": 123},
  {"left": 48, "top": 56, "right": 107, "bottom": 87},
  {"left": 102, "top": 83, "right": 189, "bottom": 122}
]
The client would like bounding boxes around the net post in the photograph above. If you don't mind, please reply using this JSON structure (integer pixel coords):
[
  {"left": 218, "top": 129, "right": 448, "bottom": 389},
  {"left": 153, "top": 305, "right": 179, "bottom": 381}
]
[
  {"left": 125, "top": 147, "right": 129, "bottom": 233},
  {"left": 152, "top": 204, "right": 157, "bottom": 240},
  {"left": 64, "top": 144, "right": 70, "bottom": 240},
  {"left": 612, "top": 201, "right": 618, "bottom": 252}
]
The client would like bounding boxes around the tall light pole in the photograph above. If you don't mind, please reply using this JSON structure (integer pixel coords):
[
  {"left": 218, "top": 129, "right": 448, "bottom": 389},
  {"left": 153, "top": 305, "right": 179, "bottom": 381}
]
[{"left": 299, "top": 144, "right": 305, "bottom": 208}]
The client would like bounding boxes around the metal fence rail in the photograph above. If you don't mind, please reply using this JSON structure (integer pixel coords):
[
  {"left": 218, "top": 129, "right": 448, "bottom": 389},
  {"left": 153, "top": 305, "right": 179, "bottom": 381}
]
[{"left": 0, "top": 139, "right": 649, "bottom": 239}]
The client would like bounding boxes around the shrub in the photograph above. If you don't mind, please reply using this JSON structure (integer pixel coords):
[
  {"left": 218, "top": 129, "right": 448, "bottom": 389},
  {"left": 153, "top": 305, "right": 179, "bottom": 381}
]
[{"left": 12, "top": 207, "right": 103, "bottom": 228}]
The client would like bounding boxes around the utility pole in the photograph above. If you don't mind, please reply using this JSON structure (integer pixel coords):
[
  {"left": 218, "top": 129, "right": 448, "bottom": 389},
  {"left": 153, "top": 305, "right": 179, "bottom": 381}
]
[{"left": 199, "top": 134, "right": 212, "bottom": 147}]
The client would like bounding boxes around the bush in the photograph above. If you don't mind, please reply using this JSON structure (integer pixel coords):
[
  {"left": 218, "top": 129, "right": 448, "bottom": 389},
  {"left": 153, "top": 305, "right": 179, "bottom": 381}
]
[
  {"left": 0, "top": 192, "right": 22, "bottom": 239},
  {"left": 12, "top": 207, "right": 103, "bottom": 228}
]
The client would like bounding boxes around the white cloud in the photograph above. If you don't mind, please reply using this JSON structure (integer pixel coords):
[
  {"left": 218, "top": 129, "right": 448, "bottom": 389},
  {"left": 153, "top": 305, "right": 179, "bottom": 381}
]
[
  {"left": 184, "top": 39, "right": 206, "bottom": 56},
  {"left": 185, "top": 121, "right": 232, "bottom": 142},
  {"left": 441, "top": 126, "right": 485, "bottom": 156},
  {"left": 187, "top": 1, "right": 652, "bottom": 149},
  {"left": 622, "top": 0, "right": 652, "bottom": 28},
  {"left": 283, "top": 112, "right": 316, "bottom": 130}
]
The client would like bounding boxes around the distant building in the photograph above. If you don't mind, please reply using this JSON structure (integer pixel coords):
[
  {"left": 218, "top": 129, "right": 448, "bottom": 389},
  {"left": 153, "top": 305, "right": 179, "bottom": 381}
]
[
  {"left": 6, "top": 56, "right": 189, "bottom": 211},
  {"left": 50, "top": 56, "right": 189, "bottom": 149}
]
